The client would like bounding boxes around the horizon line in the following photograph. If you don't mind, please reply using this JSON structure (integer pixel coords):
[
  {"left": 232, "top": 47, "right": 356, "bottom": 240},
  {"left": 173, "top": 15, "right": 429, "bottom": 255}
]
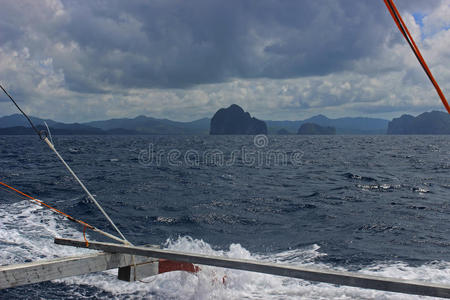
[{"left": 1, "top": 109, "right": 447, "bottom": 125}]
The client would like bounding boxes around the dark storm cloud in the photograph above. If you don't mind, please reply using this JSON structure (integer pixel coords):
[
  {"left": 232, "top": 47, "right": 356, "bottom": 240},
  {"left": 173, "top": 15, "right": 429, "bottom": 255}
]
[
  {"left": 101, "top": 1, "right": 390, "bottom": 86},
  {"left": 27, "top": 0, "right": 408, "bottom": 91},
  {"left": 0, "top": 0, "right": 446, "bottom": 121}
]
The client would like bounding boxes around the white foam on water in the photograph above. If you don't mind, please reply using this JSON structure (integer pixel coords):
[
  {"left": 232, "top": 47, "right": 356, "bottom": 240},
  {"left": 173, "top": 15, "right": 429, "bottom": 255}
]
[
  {"left": 0, "top": 200, "right": 93, "bottom": 265},
  {"left": 1, "top": 200, "right": 450, "bottom": 299}
]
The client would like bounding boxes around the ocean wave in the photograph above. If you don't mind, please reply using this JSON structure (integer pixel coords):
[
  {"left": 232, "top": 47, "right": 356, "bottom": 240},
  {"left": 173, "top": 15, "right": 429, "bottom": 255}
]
[{"left": 1, "top": 201, "right": 450, "bottom": 299}]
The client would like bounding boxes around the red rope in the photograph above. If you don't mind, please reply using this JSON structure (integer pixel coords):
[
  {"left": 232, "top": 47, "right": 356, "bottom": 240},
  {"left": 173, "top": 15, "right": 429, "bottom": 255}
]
[{"left": 383, "top": 0, "right": 450, "bottom": 114}]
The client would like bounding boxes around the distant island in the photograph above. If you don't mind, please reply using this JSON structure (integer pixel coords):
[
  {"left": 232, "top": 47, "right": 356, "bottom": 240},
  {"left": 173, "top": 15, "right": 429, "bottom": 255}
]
[
  {"left": 209, "top": 104, "right": 267, "bottom": 135},
  {"left": 1, "top": 109, "right": 449, "bottom": 135},
  {"left": 276, "top": 128, "right": 292, "bottom": 135},
  {"left": 0, "top": 114, "right": 210, "bottom": 135},
  {"left": 297, "top": 123, "right": 336, "bottom": 135},
  {"left": 266, "top": 114, "right": 388, "bottom": 135},
  {"left": 387, "top": 111, "right": 450, "bottom": 134}
]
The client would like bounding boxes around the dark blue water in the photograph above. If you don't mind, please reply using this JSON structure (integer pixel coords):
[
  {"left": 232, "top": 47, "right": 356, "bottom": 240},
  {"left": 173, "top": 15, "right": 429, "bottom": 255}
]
[{"left": 1, "top": 135, "right": 450, "bottom": 299}]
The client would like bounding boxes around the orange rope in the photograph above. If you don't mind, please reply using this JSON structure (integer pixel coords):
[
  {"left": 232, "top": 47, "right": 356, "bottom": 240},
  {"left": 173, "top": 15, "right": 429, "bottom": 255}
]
[
  {"left": 83, "top": 225, "right": 89, "bottom": 247},
  {"left": 0, "top": 181, "right": 94, "bottom": 230},
  {"left": 383, "top": 0, "right": 450, "bottom": 114},
  {"left": 0, "top": 180, "right": 128, "bottom": 244}
]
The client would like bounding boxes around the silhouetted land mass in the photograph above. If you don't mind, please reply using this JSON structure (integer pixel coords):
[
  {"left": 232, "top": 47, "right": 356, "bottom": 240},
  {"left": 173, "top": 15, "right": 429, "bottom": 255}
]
[
  {"left": 6, "top": 110, "right": 448, "bottom": 135},
  {"left": 0, "top": 124, "right": 146, "bottom": 135},
  {"left": 0, "top": 112, "right": 386, "bottom": 135},
  {"left": 387, "top": 111, "right": 450, "bottom": 134},
  {"left": 276, "top": 128, "right": 292, "bottom": 135},
  {"left": 267, "top": 115, "right": 388, "bottom": 134},
  {"left": 297, "top": 123, "right": 336, "bottom": 135},
  {"left": 86, "top": 115, "right": 209, "bottom": 135},
  {"left": 0, "top": 125, "right": 105, "bottom": 135},
  {"left": 210, "top": 104, "right": 267, "bottom": 135},
  {"left": 0, "top": 114, "right": 209, "bottom": 135}
]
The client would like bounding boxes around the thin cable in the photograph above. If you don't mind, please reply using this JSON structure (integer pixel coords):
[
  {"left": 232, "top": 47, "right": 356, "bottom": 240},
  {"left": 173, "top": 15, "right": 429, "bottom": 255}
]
[
  {"left": 388, "top": 0, "right": 450, "bottom": 114},
  {"left": 0, "top": 84, "right": 43, "bottom": 137},
  {"left": 0, "top": 85, "right": 131, "bottom": 245},
  {"left": 44, "top": 121, "right": 54, "bottom": 145},
  {"left": 384, "top": 1, "right": 433, "bottom": 84},
  {"left": 383, "top": 0, "right": 450, "bottom": 114},
  {"left": 43, "top": 137, "right": 131, "bottom": 244}
]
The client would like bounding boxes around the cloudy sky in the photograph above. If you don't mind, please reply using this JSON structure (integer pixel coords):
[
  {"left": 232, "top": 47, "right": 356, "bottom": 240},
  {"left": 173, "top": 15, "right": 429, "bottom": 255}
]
[{"left": 0, "top": 0, "right": 449, "bottom": 122}]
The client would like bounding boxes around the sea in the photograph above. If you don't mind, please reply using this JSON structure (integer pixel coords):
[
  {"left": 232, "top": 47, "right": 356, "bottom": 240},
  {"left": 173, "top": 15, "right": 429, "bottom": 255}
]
[{"left": 1, "top": 135, "right": 450, "bottom": 299}]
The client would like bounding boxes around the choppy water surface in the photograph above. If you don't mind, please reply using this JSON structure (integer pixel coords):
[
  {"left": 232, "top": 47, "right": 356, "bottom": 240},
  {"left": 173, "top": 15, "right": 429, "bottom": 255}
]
[{"left": 1, "top": 135, "right": 450, "bottom": 299}]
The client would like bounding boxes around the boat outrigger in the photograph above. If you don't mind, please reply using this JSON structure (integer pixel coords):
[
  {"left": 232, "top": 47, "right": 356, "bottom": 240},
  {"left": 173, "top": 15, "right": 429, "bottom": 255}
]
[{"left": 1, "top": 0, "right": 449, "bottom": 297}]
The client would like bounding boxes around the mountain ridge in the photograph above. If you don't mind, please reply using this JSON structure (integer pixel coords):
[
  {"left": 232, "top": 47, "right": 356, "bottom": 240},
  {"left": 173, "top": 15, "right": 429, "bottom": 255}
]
[
  {"left": 7, "top": 110, "right": 446, "bottom": 135},
  {"left": 266, "top": 115, "right": 388, "bottom": 134},
  {"left": 387, "top": 111, "right": 450, "bottom": 134}
]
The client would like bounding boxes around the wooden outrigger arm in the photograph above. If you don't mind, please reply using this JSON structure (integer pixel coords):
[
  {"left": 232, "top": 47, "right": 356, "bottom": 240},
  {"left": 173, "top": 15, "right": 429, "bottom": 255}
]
[
  {"left": 52, "top": 238, "right": 450, "bottom": 299},
  {"left": 1, "top": 238, "right": 450, "bottom": 298}
]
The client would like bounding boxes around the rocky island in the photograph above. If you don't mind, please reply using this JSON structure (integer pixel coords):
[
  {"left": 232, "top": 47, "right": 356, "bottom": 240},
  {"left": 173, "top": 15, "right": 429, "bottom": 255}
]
[
  {"left": 210, "top": 104, "right": 267, "bottom": 135},
  {"left": 297, "top": 123, "right": 336, "bottom": 135},
  {"left": 387, "top": 111, "right": 450, "bottom": 134}
]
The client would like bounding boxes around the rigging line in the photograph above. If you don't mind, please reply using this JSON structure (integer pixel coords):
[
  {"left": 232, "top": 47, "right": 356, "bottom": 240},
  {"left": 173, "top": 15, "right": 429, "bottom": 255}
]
[
  {"left": 388, "top": 1, "right": 450, "bottom": 114},
  {"left": 383, "top": 0, "right": 450, "bottom": 114},
  {"left": 0, "top": 180, "right": 128, "bottom": 244},
  {"left": 384, "top": 0, "right": 434, "bottom": 87},
  {"left": 0, "top": 84, "right": 43, "bottom": 138},
  {"left": 42, "top": 137, "right": 131, "bottom": 244},
  {"left": 44, "top": 121, "right": 54, "bottom": 145},
  {"left": 0, "top": 84, "right": 131, "bottom": 245}
]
